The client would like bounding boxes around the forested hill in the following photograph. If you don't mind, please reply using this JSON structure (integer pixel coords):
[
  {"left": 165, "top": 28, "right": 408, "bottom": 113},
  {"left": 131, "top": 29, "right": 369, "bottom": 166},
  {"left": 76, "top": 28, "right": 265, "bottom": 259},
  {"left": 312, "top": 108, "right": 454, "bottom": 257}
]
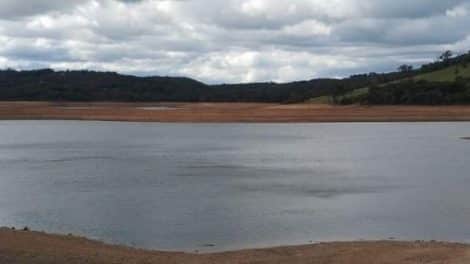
[
  {"left": 0, "top": 67, "right": 410, "bottom": 103},
  {"left": 330, "top": 51, "right": 470, "bottom": 105},
  {"left": 0, "top": 69, "right": 209, "bottom": 102},
  {"left": 0, "top": 51, "right": 469, "bottom": 103}
]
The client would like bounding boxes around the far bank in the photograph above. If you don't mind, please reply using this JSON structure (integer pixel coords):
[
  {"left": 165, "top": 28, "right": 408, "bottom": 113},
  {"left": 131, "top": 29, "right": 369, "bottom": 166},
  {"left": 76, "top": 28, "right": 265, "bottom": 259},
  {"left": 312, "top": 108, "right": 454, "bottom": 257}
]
[{"left": 1, "top": 102, "right": 470, "bottom": 123}]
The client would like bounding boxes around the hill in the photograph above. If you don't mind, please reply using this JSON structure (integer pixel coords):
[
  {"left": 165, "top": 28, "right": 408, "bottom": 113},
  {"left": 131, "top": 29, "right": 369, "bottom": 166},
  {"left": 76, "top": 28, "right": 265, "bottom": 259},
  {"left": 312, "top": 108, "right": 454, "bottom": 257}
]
[
  {"left": 315, "top": 52, "right": 470, "bottom": 105},
  {"left": 0, "top": 69, "right": 209, "bottom": 102},
  {"left": 0, "top": 68, "right": 405, "bottom": 103}
]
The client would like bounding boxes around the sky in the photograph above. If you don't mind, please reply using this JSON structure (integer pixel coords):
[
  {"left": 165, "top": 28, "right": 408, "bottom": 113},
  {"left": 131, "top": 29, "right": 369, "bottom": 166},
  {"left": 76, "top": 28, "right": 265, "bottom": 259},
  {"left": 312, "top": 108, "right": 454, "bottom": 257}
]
[{"left": 0, "top": 0, "right": 469, "bottom": 84}]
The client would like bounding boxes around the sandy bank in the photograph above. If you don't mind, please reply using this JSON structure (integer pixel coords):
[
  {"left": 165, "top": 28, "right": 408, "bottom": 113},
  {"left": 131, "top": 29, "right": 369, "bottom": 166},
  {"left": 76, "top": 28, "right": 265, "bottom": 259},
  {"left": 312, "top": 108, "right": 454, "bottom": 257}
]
[
  {"left": 1, "top": 228, "right": 469, "bottom": 264},
  {"left": 1, "top": 102, "right": 470, "bottom": 122}
]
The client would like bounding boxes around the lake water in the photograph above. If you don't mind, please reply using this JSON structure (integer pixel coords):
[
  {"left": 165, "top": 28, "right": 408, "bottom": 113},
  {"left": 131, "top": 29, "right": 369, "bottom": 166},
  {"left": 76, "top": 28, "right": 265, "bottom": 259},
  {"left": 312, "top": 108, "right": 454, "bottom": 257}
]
[{"left": 1, "top": 121, "right": 470, "bottom": 252}]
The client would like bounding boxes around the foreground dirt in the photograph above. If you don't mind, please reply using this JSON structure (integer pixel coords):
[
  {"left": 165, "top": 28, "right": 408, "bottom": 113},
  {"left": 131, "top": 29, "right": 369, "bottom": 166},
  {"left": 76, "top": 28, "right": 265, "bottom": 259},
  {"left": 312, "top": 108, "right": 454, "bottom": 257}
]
[
  {"left": 1, "top": 102, "right": 470, "bottom": 122},
  {"left": 1, "top": 229, "right": 469, "bottom": 264}
]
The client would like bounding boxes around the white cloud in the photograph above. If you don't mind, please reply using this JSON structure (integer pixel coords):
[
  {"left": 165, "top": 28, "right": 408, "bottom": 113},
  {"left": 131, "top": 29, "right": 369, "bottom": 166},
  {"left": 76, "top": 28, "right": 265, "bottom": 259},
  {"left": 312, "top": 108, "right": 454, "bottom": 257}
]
[
  {"left": 282, "top": 20, "right": 332, "bottom": 37},
  {"left": 0, "top": 0, "right": 468, "bottom": 83},
  {"left": 446, "top": 4, "right": 469, "bottom": 17}
]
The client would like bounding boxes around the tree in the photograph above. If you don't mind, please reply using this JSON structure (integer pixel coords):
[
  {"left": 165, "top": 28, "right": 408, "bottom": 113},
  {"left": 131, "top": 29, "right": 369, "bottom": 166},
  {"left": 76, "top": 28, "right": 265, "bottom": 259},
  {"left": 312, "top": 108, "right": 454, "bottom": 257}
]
[
  {"left": 439, "top": 50, "right": 453, "bottom": 62},
  {"left": 398, "top": 64, "right": 413, "bottom": 73},
  {"left": 464, "top": 52, "right": 470, "bottom": 68},
  {"left": 332, "top": 84, "right": 346, "bottom": 104}
]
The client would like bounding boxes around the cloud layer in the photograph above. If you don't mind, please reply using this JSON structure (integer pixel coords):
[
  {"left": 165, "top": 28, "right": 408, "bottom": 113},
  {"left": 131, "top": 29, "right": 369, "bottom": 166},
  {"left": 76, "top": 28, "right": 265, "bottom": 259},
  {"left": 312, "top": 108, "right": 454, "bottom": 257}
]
[{"left": 0, "top": 0, "right": 469, "bottom": 83}]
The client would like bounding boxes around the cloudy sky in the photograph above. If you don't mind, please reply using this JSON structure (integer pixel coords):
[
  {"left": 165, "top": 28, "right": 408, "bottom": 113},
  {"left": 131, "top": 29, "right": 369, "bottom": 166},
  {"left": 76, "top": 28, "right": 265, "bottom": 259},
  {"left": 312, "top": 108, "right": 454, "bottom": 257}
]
[{"left": 0, "top": 0, "right": 469, "bottom": 83}]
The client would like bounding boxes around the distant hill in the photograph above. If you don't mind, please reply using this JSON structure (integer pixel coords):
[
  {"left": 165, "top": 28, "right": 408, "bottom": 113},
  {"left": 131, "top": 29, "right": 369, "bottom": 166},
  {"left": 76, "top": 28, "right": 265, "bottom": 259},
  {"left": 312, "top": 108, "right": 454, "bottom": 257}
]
[
  {"left": 313, "top": 52, "right": 470, "bottom": 105},
  {"left": 1, "top": 51, "right": 469, "bottom": 104},
  {"left": 0, "top": 68, "right": 405, "bottom": 103},
  {"left": 0, "top": 69, "right": 209, "bottom": 102}
]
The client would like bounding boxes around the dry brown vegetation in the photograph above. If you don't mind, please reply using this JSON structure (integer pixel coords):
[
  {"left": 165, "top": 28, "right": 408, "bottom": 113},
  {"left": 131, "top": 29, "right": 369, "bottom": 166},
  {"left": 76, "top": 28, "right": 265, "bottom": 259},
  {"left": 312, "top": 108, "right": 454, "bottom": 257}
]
[
  {"left": 1, "top": 102, "right": 470, "bottom": 122},
  {"left": 1, "top": 228, "right": 469, "bottom": 264}
]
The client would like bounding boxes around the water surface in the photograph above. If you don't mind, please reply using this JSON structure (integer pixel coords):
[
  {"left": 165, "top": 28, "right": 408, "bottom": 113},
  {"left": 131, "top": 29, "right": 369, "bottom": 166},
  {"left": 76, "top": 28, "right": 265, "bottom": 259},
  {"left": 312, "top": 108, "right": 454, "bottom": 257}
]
[{"left": 1, "top": 121, "right": 470, "bottom": 251}]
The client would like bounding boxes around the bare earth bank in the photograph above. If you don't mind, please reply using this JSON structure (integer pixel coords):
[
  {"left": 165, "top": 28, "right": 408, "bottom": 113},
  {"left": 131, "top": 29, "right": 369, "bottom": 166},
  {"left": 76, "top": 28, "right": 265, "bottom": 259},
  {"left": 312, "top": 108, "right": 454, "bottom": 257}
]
[
  {"left": 2, "top": 102, "right": 470, "bottom": 122},
  {"left": 1, "top": 229, "right": 470, "bottom": 264}
]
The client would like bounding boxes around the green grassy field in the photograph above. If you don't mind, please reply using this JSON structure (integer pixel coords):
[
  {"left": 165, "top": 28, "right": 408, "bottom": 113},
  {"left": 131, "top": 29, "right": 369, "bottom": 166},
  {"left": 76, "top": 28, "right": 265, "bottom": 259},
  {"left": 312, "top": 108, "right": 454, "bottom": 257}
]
[
  {"left": 307, "top": 87, "right": 369, "bottom": 104},
  {"left": 306, "top": 95, "right": 332, "bottom": 104},
  {"left": 414, "top": 64, "right": 470, "bottom": 82}
]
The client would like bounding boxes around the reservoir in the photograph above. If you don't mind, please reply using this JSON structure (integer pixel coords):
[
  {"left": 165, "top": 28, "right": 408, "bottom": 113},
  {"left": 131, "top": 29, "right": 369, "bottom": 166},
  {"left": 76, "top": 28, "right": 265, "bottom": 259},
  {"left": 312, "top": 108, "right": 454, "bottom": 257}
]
[{"left": 1, "top": 121, "right": 470, "bottom": 252}]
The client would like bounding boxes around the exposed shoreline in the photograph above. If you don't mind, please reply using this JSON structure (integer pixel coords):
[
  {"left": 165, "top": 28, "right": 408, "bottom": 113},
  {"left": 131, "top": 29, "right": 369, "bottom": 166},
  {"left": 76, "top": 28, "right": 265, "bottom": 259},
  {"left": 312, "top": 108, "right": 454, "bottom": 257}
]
[
  {"left": 1, "top": 228, "right": 469, "bottom": 264},
  {"left": 2, "top": 102, "right": 470, "bottom": 123}
]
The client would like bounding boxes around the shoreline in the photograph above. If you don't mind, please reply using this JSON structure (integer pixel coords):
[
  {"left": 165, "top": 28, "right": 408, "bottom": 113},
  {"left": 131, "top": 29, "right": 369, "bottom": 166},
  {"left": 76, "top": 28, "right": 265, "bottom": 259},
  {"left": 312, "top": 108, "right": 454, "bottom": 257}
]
[
  {"left": 2, "top": 102, "right": 470, "bottom": 123},
  {"left": 1, "top": 228, "right": 470, "bottom": 264}
]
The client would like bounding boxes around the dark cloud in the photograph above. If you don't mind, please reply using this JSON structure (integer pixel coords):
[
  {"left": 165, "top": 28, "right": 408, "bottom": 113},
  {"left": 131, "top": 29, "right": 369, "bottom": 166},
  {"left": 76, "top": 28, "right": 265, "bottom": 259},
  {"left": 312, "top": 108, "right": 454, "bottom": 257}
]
[
  {"left": 363, "top": 0, "right": 466, "bottom": 18},
  {"left": 0, "top": 0, "right": 89, "bottom": 18}
]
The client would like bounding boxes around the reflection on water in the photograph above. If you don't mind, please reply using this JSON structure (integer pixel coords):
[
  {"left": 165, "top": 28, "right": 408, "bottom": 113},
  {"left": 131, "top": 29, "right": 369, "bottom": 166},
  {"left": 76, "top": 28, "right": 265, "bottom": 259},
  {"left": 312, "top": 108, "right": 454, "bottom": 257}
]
[{"left": 1, "top": 121, "right": 470, "bottom": 252}]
